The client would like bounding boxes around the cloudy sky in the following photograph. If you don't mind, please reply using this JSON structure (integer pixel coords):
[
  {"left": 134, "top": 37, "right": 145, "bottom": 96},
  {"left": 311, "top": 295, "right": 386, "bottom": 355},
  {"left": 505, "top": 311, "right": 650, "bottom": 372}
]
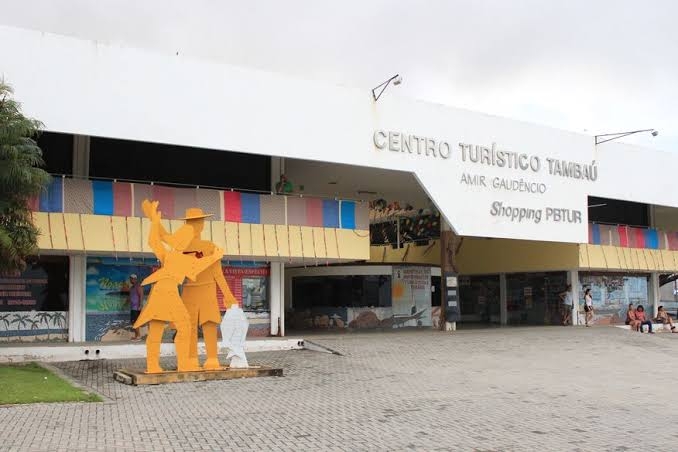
[{"left": 3, "top": 0, "right": 677, "bottom": 150}]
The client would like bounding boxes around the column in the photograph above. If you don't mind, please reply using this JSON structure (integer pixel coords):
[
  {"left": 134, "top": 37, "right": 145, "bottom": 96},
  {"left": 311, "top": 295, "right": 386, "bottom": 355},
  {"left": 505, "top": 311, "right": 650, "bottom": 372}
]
[
  {"left": 68, "top": 256, "right": 87, "bottom": 342},
  {"left": 500, "top": 273, "right": 508, "bottom": 326},
  {"left": 649, "top": 273, "right": 660, "bottom": 317},
  {"left": 269, "top": 262, "right": 285, "bottom": 336},
  {"left": 440, "top": 220, "right": 460, "bottom": 331},
  {"left": 568, "top": 270, "right": 580, "bottom": 326},
  {"left": 72, "top": 135, "right": 90, "bottom": 177}
]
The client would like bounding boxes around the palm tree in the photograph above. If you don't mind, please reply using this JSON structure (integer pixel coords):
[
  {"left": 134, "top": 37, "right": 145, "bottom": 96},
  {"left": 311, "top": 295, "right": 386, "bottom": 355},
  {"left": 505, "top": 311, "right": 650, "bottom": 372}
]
[
  {"left": 0, "top": 81, "right": 50, "bottom": 274},
  {"left": 35, "top": 311, "right": 53, "bottom": 339},
  {"left": 0, "top": 313, "right": 10, "bottom": 330},
  {"left": 51, "top": 311, "right": 66, "bottom": 329},
  {"left": 11, "top": 313, "right": 30, "bottom": 341}
]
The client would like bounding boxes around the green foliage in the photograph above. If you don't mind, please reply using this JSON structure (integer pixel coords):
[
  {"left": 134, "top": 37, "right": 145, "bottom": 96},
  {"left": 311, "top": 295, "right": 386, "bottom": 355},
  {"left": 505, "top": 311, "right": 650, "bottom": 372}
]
[
  {"left": 0, "top": 363, "right": 101, "bottom": 405},
  {"left": 0, "top": 81, "right": 50, "bottom": 274}
]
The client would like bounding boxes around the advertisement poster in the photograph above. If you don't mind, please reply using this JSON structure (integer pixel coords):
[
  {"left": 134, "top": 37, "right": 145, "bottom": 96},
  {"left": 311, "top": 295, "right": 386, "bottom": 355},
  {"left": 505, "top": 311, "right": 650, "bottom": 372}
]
[
  {"left": 391, "top": 266, "right": 432, "bottom": 327},
  {"left": 218, "top": 262, "right": 270, "bottom": 337},
  {"left": 85, "top": 258, "right": 155, "bottom": 341}
]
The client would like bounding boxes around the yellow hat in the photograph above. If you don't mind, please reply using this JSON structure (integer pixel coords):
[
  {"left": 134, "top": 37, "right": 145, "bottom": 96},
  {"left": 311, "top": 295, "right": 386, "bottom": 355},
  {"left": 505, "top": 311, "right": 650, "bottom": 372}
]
[{"left": 179, "top": 207, "right": 213, "bottom": 220}]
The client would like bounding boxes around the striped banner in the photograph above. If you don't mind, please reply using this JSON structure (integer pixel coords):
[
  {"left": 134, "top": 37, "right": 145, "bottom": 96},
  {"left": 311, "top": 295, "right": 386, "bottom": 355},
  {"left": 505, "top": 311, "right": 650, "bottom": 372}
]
[
  {"left": 322, "top": 200, "right": 339, "bottom": 228},
  {"left": 340, "top": 201, "right": 356, "bottom": 229},
  {"left": 92, "top": 180, "right": 113, "bottom": 215},
  {"left": 306, "top": 198, "right": 323, "bottom": 227},
  {"left": 39, "top": 178, "right": 63, "bottom": 213},
  {"left": 241, "top": 193, "right": 261, "bottom": 224},
  {"left": 113, "top": 182, "right": 132, "bottom": 217},
  {"left": 224, "top": 191, "right": 242, "bottom": 222}
]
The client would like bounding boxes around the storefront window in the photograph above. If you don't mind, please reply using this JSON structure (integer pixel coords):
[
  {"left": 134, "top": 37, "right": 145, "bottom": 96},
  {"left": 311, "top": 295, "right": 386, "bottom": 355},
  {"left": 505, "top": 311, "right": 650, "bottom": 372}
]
[
  {"left": 506, "top": 272, "right": 567, "bottom": 325},
  {"left": 0, "top": 256, "right": 69, "bottom": 342},
  {"left": 579, "top": 273, "right": 649, "bottom": 325},
  {"left": 292, "top": 275, "right": 391, "bottom": 310},
  {"left": 459, "top": 275, "right": 500, "bottom": 324},
  {"left": 289, "top": 274, "right": 393, "bottom": 330}
]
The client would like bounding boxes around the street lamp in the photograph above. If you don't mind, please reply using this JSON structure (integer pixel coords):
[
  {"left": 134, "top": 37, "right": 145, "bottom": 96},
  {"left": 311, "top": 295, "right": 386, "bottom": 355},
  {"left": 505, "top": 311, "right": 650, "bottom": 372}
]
[
  {"left": 594, "top": 129, "right": 658, "bottom": 145},
  {"left": 372, "top": 74, "right": 402, "bottom": 101}
]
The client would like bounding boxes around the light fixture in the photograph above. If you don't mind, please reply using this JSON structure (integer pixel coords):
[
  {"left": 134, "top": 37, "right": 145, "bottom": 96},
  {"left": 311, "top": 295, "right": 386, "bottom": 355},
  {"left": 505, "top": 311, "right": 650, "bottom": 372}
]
[
  {"left": 594, "top": 129, "right": 658, "bottom": 145},
  {"left": 372, "top": 74, "right": 402, "bottom": 102},
  {"left": 588, "top": 203, "right": 607, "bottom": 208}
]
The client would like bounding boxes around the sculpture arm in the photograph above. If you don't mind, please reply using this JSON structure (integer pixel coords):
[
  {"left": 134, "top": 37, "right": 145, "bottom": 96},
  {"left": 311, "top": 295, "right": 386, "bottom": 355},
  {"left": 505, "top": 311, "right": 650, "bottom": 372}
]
[
  {"left": 148, "top": 218, "right": 167, "bottom": 263},
  {"left": 185, "top": 246, "right": 224, "bottom": 281}
]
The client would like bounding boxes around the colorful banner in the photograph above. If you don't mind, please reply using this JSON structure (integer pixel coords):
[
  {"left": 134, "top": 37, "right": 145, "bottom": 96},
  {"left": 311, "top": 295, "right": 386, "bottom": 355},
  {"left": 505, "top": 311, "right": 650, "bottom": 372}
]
[{"left": 35, "top": 178, "right": 364, "bottom": 230}]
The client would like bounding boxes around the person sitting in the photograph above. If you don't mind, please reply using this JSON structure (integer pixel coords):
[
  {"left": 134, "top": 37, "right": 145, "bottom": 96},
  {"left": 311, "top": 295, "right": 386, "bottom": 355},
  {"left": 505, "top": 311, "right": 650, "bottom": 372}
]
[
  {"left": 625, "top": 303, "right": 640, "bottom": 332},
  {"left": 655, "top": 306, "right": 677, "bottom": 333},
  {"left": 635, "top": 305, "right": 653, "bottom": 334}
]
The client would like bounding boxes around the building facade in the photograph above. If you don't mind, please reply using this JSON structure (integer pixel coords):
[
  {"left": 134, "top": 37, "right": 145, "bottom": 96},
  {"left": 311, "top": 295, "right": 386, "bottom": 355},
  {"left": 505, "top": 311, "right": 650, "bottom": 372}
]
[{"left": 3, "top": 23, "right": 678, "bottom": 343}]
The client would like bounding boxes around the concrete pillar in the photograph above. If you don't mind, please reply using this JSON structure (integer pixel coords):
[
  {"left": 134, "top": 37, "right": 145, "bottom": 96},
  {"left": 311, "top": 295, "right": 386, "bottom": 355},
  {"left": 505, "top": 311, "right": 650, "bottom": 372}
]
[
  {"left": 649, "top": 273, "right": 660, "bottom": 317},
  {"left": 68, "top": 256, "right": 86, "bottom": 342},
  {"left": 270, "top": 262, "right": 285, "bottom": 336},
  {"left": 72, "top": 135, "right": 90, "bottom": 177},
  {"left": 69, "top": 136, "right": 89, "bottom": 343},
  {"left": 500, "top": 273, "right": 508, "bottom": 326},
  {"left": 568, "top": 270, "right": 580, "bottom": 326}
]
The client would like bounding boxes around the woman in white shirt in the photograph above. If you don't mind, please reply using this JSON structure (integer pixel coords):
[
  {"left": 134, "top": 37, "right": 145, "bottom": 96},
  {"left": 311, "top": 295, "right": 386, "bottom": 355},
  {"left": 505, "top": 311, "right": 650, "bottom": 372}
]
[{"left": 583, "top": 288, "right": 594, "bottom": 327}]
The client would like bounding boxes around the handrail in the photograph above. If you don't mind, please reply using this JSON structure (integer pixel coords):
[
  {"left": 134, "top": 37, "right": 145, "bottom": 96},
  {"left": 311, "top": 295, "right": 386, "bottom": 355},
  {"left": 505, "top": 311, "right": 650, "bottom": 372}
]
[{"left": 48, "top": 173, "right": 367, "bottom": 203}]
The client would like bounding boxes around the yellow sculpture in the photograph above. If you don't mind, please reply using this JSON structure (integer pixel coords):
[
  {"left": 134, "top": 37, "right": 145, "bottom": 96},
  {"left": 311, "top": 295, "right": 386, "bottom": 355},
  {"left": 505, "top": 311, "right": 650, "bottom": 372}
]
[
  {"left": 134, "top": 200, "right": 224, "bottom": 373},
  {"left": 155, "top": 207, "right": 238, "bottom": 370}
]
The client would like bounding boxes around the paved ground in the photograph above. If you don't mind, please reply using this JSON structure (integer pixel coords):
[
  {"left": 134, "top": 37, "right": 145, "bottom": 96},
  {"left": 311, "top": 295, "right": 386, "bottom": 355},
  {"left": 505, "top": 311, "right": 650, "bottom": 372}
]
[{"left": 1, "top": 327, "right": 677, "bottom": 451}]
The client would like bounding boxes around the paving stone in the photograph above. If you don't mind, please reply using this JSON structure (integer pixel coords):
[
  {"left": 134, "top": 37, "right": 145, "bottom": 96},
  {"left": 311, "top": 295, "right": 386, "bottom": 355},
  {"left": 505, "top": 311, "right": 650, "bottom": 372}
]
[{"left": 0, "top": 327, "right": 677, "bottom": 451}]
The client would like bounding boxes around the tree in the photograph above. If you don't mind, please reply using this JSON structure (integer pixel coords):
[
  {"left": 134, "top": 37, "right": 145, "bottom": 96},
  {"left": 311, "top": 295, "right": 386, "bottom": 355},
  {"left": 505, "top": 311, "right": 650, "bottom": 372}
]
[{"left": 0, "top": 81, "right": 50, "bottom": 274}]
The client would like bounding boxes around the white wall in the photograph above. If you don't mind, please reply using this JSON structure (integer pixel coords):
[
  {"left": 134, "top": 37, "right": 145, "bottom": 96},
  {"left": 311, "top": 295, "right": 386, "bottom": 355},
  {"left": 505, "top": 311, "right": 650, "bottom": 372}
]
[{"left": 2, "top": 26, "right": 677, "bottom": 244}]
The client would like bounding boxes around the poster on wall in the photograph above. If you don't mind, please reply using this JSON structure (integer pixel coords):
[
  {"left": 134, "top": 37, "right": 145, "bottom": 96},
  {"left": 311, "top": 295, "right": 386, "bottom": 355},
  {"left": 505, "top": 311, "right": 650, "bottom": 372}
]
[
  {"left": 579, "top": 274, "right": 648, "bottom": 325},
  {"left": 391, "top": 266, "right": 432, "bottom": 327},
  {"left": 0, "top": 257, "right": 69, "bottom": 342},
  {"left": 85, "top": 258, "right": 155, "bottom": 341},
  {"left": 217, "top": 262, "right": 270, "bottom": 336}
]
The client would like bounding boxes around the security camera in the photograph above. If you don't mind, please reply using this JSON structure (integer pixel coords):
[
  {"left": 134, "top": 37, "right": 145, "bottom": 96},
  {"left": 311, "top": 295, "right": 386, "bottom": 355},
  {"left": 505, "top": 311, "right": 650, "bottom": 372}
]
[
  {"left": 393, "top": 74, "right": 402, "bottom": 85},
  {"left": 651, "top": 130, "right": 659, "bottom": 137}
]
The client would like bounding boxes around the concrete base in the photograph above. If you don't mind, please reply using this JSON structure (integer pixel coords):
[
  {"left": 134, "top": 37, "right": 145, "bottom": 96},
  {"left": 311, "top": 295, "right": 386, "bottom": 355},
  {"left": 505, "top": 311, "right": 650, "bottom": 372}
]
[
  {"left": 114, "top": 366, "right": 283, "bottom": 385},
  {"left": 0, "top": 338, "right": 304, "bottom": 363}
]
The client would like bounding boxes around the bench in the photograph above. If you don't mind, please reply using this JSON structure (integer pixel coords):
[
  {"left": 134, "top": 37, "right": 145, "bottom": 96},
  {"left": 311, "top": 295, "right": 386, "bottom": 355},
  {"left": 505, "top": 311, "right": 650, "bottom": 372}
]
[{"left": 615, "top": 323, "right": 676, "bottom": 333}]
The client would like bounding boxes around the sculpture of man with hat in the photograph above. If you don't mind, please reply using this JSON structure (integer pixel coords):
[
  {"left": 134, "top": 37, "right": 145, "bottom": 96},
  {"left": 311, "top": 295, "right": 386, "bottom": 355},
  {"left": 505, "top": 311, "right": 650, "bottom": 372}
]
[{"left": 157, "top": 206, "right": 238, "bottom": 370}]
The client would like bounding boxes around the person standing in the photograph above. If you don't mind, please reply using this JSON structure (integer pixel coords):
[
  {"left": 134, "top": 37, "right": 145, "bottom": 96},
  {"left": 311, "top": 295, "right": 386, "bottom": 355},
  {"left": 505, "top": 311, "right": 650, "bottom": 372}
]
[
  {"left": 583, "top": 288, "right": 594, "bottom": 327},
  {"left": 559, "top": 285, "right": 574, "bottom": 326},
  {"left": 128, "top": 274, "right": 144, "bottom": 340}
]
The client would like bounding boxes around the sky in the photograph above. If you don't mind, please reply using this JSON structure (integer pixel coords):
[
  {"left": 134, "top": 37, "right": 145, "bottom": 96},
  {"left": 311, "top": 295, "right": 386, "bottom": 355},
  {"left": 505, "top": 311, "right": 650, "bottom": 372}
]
[{"left": 2, "top": 0, "right": 677, "bottom": 151}]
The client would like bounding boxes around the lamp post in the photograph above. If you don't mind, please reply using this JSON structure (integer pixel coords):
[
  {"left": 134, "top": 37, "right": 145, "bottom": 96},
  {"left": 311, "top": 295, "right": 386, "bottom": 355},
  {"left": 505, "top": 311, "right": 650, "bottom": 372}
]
[
  {"left": 372, "top": 74, "right": 402, "bottom": 101},
  {"left": 594, "top": 129, "right": 658, "bottom": 145}
]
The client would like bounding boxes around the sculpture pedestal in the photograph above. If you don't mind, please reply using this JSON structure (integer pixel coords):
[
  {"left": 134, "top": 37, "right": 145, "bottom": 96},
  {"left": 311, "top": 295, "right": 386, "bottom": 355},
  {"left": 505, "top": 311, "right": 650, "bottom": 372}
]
[{"left": 113, "top": 366, "right": 283, "bottom": 386}]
